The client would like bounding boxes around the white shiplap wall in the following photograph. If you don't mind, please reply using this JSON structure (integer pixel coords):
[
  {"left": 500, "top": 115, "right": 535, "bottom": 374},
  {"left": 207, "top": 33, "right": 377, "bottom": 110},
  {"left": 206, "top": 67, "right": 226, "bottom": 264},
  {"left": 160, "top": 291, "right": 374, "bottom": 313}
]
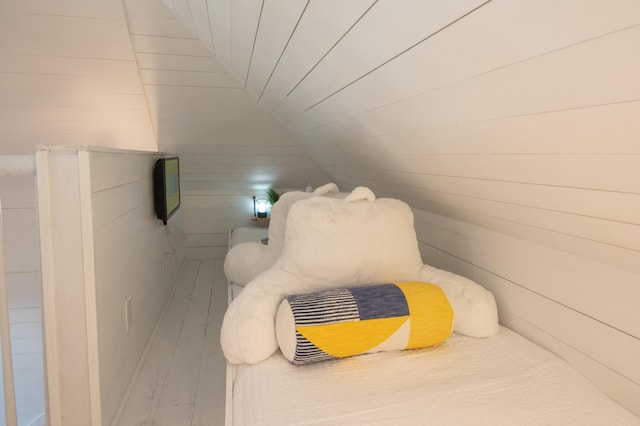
[
  {"left": 89, "top": 149, "right": 185, "bottom": 425},
  {"left": 123, "top": 0, "right": 332, "bottom": 258},
  {"left": 36, "top": 146, "right": 185, "bottom": 425},
  {"left": 149, "top": 0, "right": 640, "bottom": 415},
  {"left": 414, "top": 209, "right": 640, "bottom": 414},
  {"left": 0, "top": 0, "right": 156, "bottom": 154}
]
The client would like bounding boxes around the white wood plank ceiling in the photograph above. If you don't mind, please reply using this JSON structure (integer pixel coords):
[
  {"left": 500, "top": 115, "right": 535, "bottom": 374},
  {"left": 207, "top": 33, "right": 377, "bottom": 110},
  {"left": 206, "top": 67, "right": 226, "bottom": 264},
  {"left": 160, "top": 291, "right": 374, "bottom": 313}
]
[{"left": 152, "top": 0, "right": 640, "bottom": 272}]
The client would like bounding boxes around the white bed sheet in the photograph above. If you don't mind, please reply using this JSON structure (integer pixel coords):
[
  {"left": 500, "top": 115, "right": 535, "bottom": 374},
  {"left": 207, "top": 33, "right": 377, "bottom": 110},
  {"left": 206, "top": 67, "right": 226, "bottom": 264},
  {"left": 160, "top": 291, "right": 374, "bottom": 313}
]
[
  {"left": 232, "top": 327, "right": 639, "bottom": 426},
  {"left": 226, "top": 227, "right": 638, "bottom": 425}
]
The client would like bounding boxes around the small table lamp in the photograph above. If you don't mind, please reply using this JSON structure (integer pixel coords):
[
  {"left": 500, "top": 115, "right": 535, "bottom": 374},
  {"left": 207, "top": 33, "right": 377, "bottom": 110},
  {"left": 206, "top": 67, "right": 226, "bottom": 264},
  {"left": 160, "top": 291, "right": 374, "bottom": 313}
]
[{"left": 256, "top": 197, "right": 268, "bottom": 218}]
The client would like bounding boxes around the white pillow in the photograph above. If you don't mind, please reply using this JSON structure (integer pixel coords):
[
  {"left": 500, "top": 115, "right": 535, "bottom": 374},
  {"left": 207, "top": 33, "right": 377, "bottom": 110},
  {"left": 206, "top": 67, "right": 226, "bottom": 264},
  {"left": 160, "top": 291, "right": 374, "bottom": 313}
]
[
  {"left": 220, "top": 187, "right": 498, "bottom": 365},
  {"left": 224, "top": 183, "right": 343, "bottom": 285}
]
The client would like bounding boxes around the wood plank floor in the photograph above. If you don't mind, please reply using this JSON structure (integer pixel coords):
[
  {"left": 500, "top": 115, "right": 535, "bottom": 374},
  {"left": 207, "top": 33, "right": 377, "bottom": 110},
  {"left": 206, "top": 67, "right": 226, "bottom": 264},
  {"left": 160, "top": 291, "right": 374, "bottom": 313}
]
[{"left": 117, "top": 258, "right": 228, "bottom": 426}]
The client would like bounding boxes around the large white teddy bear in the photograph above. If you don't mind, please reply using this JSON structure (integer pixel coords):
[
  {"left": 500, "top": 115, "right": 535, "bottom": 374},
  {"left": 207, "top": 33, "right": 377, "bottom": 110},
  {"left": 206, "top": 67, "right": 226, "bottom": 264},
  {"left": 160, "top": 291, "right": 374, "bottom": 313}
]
[
  {"left": 221, "top": 187, "right": 499, "bottom": 365},
  {"left": 224, "top": 183, "right": 345, "bottom": 286}
]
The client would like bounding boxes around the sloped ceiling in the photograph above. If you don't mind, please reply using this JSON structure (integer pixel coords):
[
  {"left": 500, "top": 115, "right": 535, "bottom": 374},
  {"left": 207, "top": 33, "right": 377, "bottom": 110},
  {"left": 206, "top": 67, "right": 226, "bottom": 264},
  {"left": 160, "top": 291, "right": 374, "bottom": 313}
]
[{"left": 147, "top": 0, "right": 640, "bottom": 272}]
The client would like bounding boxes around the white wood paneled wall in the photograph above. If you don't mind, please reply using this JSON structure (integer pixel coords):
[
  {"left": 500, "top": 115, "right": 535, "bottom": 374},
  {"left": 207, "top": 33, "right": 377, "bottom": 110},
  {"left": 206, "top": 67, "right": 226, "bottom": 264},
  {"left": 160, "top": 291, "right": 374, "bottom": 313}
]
[
  {"left": 414, "top": 209, "right": 640, "bottom": 416},
  {"left": 170, "top": 142, "right": 330, "bottom": 259},
  {"left": 36, "top": 146, "right": 185, "bottom": 425},
  {"left": 123, "top": 0, "right": 332, "bottom": 258},
  {"left": 89, "top": 149, "right": 185, "bottom": 425},
  {"left": 0, "top": 0, "right": 157, "bottom": 153},
  {"left": 0, "top": 177, "right": 40, "bottom": 309}
]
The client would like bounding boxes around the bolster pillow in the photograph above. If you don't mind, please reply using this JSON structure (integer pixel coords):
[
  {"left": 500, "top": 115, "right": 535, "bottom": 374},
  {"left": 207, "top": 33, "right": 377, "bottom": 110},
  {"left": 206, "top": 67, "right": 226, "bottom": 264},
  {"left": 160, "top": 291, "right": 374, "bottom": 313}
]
[{"left": 275, "top": 282, "right": 453, "bottom": 365}]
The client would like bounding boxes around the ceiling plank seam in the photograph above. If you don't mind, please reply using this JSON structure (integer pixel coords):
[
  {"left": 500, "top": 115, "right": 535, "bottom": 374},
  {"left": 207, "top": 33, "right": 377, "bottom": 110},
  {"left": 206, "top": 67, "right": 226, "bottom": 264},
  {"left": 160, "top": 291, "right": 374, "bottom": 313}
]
[
  {"left": 279, "top": 0, "right": 379, "bottom": 106},
  {"left": 300, "top": 0, "right": 494, "bottom": 115},
  {"left": 256, "top": 0, "right": 311, "bottom": 102},
  {"left": 203, "top": 0, "right": 216, "bottom": 55},
  {"left": 244, "top": 0, "right": 265, "bottom": 88}
]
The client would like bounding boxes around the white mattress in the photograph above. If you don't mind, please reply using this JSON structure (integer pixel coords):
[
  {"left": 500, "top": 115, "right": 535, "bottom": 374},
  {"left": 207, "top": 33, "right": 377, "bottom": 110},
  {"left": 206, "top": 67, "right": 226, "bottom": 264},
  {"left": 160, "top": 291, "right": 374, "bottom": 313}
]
[
  {"left": 232, "top": 327, "right": 639, "bottom": 426},
  {"left": 225, "top": 227, "right": 638, "bottom": 425}
]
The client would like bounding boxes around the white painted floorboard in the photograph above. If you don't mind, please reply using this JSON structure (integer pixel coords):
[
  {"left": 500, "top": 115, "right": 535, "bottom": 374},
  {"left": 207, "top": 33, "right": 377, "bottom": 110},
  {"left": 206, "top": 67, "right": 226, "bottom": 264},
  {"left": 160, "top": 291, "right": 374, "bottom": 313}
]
[{"left": 117, "top": 259, "right": 227, "bottom": 426}]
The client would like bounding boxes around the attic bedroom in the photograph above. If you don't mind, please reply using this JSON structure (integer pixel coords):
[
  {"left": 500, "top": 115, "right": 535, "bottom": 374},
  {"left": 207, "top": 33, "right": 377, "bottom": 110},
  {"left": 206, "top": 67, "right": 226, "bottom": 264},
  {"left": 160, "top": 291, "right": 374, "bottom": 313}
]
[{"left": 0, "top": 0, "right": 638, "bottom": 425}]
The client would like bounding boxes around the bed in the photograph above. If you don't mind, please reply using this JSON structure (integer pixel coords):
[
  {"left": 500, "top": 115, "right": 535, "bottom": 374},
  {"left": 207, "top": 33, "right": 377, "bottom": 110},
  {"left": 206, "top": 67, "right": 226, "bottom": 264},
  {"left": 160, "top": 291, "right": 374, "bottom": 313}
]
[
  {"left": 223, "top": 188, "right": 639, "bottom": 425},
  {"left": 231, "top": 326, "right": 637, "bottom": 425}
]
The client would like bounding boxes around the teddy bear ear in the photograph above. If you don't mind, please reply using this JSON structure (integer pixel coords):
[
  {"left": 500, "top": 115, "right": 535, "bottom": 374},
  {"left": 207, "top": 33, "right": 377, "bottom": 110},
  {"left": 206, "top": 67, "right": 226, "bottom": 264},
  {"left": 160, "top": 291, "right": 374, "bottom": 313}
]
[
  {"left": 345, "top": 186, "right": 376, "bottom": 203},
  {"left": 313, "top": 182, "right": 339, "bottom": 195}
]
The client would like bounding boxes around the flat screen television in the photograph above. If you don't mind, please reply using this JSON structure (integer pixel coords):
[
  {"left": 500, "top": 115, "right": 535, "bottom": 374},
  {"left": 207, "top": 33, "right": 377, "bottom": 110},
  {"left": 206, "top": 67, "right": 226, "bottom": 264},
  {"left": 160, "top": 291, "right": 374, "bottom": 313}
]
[{"left": 154, "top": 157, "right": 181, "bottom": 225}]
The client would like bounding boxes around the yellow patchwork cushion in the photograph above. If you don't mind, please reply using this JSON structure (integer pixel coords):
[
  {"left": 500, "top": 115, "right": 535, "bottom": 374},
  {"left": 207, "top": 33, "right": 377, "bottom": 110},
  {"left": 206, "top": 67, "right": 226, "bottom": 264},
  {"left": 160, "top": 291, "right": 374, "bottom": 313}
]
[{"left": 275, "top": 282, "right": 454, "bottom": 364}]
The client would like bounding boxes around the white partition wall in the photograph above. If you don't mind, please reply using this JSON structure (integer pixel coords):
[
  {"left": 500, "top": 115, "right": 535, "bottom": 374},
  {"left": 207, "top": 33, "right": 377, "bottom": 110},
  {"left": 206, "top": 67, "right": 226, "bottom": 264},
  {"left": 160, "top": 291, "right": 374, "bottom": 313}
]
[{"left": 36, "top": 146, "right": 185, "bottom": 426}]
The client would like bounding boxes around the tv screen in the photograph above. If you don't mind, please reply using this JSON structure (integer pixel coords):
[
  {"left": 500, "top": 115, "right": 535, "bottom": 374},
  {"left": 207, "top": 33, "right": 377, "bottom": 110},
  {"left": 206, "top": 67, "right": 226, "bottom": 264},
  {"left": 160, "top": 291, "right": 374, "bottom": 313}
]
[{"left": 154, "top": 157, "right": 180, "bottom": 225}]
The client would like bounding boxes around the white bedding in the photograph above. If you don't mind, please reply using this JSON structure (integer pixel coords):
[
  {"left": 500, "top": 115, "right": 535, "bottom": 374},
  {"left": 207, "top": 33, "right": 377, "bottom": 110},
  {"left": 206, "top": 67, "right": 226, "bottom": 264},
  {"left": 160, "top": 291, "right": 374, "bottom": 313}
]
[
  {"left": 232, "top": 327, "right": 638, "bottom": 425},
  {"left": 226, "top": 227, "right": 638, "bottom": 425}
]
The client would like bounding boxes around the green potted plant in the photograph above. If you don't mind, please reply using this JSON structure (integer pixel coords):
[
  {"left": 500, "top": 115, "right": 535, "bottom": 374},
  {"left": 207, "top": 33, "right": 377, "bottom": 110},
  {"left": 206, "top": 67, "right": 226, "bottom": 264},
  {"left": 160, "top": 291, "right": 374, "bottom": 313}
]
[{"left": 267, "top": 188, "right": 280, "bottom": 206}]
